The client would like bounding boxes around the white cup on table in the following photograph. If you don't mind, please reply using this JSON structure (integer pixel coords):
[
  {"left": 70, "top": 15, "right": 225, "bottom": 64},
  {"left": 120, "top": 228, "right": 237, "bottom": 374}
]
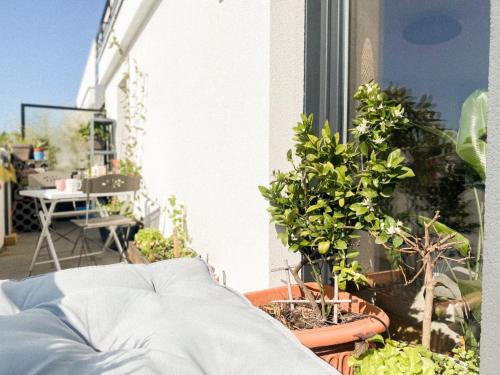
[{"left": 65, "top": 179, "right": 82, "bottom": 192}]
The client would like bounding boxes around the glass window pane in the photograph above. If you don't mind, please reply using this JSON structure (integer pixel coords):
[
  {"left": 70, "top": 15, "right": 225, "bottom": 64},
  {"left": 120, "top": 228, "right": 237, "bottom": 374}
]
[{"left": 348, "top": 0, "right": 489, "bottom": 351}]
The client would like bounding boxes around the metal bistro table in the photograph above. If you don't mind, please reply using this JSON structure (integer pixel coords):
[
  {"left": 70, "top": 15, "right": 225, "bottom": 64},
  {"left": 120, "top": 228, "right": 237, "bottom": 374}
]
[{"left": 20, "top": 188, "right": 132, "bottom": 274}]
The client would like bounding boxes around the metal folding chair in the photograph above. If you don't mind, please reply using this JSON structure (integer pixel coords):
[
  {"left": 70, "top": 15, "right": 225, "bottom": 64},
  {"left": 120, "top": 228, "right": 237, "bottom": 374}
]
[{"left": 71, "top": 174, "right": 140, "bottom": 264}]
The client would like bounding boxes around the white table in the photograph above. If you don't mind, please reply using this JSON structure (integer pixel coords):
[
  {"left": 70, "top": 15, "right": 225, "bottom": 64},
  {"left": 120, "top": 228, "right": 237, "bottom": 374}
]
[{"left": 20, "top": 189, "right": 133, "bottom": 274}]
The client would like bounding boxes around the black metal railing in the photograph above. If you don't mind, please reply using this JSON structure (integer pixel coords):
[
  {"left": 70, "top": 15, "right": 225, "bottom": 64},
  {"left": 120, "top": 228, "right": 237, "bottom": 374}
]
[{"left": 95, "top": 0, "right": 124, "bottom": 60}]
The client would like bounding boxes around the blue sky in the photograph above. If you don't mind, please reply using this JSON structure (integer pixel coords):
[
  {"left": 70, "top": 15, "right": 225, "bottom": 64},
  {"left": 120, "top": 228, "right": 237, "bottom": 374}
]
[{"left": 0, "top": 0, "right": 106, "bottom": 132}]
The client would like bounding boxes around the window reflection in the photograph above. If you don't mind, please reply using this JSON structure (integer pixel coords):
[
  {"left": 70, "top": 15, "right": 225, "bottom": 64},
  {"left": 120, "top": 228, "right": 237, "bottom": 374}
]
[{"left": 348, "top": 0, "right": 489, "bottom": 350}]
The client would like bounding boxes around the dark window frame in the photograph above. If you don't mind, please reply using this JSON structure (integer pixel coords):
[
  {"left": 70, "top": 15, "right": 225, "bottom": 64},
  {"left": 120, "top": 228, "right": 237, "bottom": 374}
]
[{"left": 304, "top": 0, "right": 349, "bottom": 141}]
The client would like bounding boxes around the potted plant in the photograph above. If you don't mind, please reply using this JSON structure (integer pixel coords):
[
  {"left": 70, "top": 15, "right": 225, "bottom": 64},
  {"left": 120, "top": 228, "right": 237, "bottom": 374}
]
[
  {"left": 8, "top": 132, "right": 32, "bottom": 161},
  {"left": 251, "top": 81, "right": 415, "bottom": 373},
  {"left": 33, "top": 139, "right": 48, "bottom": 161},
  {"left": 78, "top": 122, "right": 109, "bottom": 150},
  {"left": 127, "top": 195, "right": 197, "bottom": 263}
]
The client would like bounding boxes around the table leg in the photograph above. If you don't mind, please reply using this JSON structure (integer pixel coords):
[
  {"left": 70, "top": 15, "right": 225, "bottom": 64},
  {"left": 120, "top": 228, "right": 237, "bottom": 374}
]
[
  {"left": 29, "top": 200, "right": 61, "bottom": 274},
  {"left": 28, "top": 210, "right": 47, "bottom": 276},
  {"left": 44, "top": 202, "right": 61, "bottom": 271}
]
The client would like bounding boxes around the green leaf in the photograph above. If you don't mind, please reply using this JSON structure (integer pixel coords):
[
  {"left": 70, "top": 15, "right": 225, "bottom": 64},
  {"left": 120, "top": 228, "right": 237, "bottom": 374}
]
[
  {"left": 321, "top": 120, "right": 331, "bottom": 139},
  {"left": 258, "top": 185, "right": 269, "bottom": 196},
  {"left": 418, "top": 216, "right": 471, "bottom": 256},
  {"left": 392, "top": 236, "right": 403, "bottom": 248},
  {"left": 277, "top": 231, "right": 288, "bottom": 246},
  {"left": 366, "top": 334, "right": 385, "bottom": 344},
  {"left": 398, "top": 166, "right": 415, "bottom": 179},
  {"left": 457, "top": 279, "right": 482, "bottom": 322},
  {"left": 371, "top": 164, "right": 387, "bottom": 173},
  {"left": 335, "top": 144, "right": 346, "bottom": 155},
  {"left": 334, "top": 239, "right": 348, "bottom": 250},
  {"left": 457, "top": 90, "right": 487, "bottom": 181},
  {"left": 318, "top": 241, "right": 330, "bottom": 254}
]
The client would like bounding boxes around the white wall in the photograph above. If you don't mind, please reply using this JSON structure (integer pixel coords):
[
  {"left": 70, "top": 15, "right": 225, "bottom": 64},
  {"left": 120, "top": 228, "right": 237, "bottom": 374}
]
[
  {"left": 80, "top": 0, "right": 305, "bottom": 292},
  {"left": 76, "top": 41, "right": 97, "bottom": 108}
]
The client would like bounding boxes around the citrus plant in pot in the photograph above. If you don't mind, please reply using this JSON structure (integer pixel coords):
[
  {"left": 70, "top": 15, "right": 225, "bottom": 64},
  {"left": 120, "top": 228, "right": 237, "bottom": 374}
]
[{"left": 251, "top": 81, "right": 415, "bottom": 372}]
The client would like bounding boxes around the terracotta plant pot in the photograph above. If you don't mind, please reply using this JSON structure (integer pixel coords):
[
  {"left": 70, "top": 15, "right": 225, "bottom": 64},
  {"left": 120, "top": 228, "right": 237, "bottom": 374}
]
[
  {"left": 127, "top": 242, "right": 149, "bottom": 264},
  {"left": 365, "top": 269, "right": 403, "bottom": 288},
  {"left": 245, "top": 282, "right": 389, "bottom": 374},
  {"left": 11, "top": 144, "right": 31, "bottom": 161}
]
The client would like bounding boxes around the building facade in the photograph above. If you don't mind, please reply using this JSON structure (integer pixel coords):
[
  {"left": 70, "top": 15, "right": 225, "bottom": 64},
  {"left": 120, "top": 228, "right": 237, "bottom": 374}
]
[{"left": 78, "top": 2, "right": 499, "bottom": 372}]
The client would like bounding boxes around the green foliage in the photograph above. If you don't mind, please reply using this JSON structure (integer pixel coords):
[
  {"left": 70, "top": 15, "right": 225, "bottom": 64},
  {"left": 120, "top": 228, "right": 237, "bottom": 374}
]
[
  {"left": 78, "top": 122, "right": 110, "bottom": 142},
  {"left": 134, "top": 228, "right": 196, "bottom": 262},
  {"left": 118, "top": 158, "right": 141, "bottom": 177},
  {"left": 134, "top": 196, "right": 197, "bottom": 262},
  {"left": 102, "top": 197, "right": 134, "bottom": 219},
  {"left": 436, "top": 347, "right": 480, "bottom": 375},
  {"left": 457, "top": 91, "right": 487, "bottom": 182},
  {"left": 166, "top": 195, "right": 191, "bottom": 251},
  {"left": 349, "top": 337, "right": 479, "bottom": 375},
  {"left": 34, "top": 137, "right": 49, "bottom": 150},
  {"left": 259, "top": 81, "right": 414, "bottom": 290},
  {"left": 417, "top": 215, "right": 471, "bottom": 257}
]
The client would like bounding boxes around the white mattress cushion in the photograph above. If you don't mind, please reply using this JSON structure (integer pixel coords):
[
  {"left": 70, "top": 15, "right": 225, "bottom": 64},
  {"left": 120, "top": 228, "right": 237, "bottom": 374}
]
[{"left": 0, "top": 258, "right": 339, "bottom": 375}]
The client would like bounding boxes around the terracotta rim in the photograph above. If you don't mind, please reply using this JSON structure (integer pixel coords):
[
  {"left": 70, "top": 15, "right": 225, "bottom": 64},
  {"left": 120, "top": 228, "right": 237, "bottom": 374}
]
[{"left": 245, "top": 282, "right": 390, "bottom": 349}]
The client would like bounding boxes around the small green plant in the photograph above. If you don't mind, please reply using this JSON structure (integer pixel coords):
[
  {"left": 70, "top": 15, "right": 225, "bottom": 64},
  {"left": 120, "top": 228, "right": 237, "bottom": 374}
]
[
  {"left": 348, "top": 336, "right": 479, "bottom": 375},
  {"left": 134, "top": 196, "right": 197, "bottom": 262},
  {"left": 34, "top": 138, "right": 48, "bottom": 150},
  {"left": 134, "top": 228, "right": 174, "bottom": 262},
  {"left": 259, "top": 81, "right": 414, "bottom": 319},
  {"left": 166, "top": 195, "right": 190, "bottom": 252},
  {"left": 134, "top": 227, "right": 196, "bottom": 262},
  {"left": 102, "top": 197, "right": 134, "bottom": 219},
  {"left": 118, "top": 158, "right": 141, "bottom": 177},
  {"left": 78, "top": 122, "right": 110, "bottom": 143}
]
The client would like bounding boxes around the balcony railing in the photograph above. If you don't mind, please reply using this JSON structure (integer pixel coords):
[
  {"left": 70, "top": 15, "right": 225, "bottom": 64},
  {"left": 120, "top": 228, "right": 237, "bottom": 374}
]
[{"left": 95, "top": 0, "right": 124, "bottom": 60}]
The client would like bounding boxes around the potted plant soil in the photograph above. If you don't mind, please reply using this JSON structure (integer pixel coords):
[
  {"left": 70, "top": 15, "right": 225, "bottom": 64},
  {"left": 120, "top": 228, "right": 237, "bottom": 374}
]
[{"left": 252, "top": 82, "right": 415, "bottom": 373}]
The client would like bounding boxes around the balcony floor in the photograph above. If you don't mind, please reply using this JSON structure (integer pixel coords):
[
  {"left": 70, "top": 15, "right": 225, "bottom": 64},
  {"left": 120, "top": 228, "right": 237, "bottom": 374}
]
[{"left": 0, "top": 221, "right": 122, "bottom": 280}]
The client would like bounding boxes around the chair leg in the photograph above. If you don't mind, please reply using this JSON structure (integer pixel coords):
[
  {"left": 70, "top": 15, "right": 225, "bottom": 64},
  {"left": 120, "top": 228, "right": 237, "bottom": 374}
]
[
  {"left": 78, "top": 229, "right": 86, "bottom": 267},
  {"left": 83, "top": 235, "right": 96, "bottom": 266},
  {"left": 110, "top": 226, "right": 127, "bottom": 263}
]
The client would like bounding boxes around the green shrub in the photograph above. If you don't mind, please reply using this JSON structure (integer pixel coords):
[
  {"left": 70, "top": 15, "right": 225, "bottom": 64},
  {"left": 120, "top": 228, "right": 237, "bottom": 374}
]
[
  {"left": 348, "top": 336, "right": 479, "bottom": 375},
  {"left": 259, "top": 81, "right": 414, "bottom": 318},
  {"left": 134, "top": 228, "right": 196, "bottom": 262}
]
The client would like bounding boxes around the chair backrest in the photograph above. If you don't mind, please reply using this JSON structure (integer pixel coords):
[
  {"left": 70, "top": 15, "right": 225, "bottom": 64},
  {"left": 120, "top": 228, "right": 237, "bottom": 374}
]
[
  {"left": 81, "top": 174, "right": 141, "bottom": 224},
  {"left": 28, "top": 171, "right": 71, "bottom": 189},
  {"left": 81, "top": 174, "right": 141, "bottom": 195}
]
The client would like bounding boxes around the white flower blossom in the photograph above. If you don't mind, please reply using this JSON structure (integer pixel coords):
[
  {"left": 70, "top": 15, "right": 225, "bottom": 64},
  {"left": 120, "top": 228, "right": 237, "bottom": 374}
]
[
  {"left": 393, "top": 107, "right": 404, "bottom": 118},
  {"left": 362, "top": 198, "right": 375, "bottom": 212},
  {"left": 386, "top": 226, "right": 401, "bottom": 235},
  {"left": 386, "top": 220, "right": 403, "bottom": 235},
  {"left": 356, "top": 119, "right": 369, "bottom": 134},
  {"left": 373, "top": 138, "right": 385, "bottom": 145}
]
